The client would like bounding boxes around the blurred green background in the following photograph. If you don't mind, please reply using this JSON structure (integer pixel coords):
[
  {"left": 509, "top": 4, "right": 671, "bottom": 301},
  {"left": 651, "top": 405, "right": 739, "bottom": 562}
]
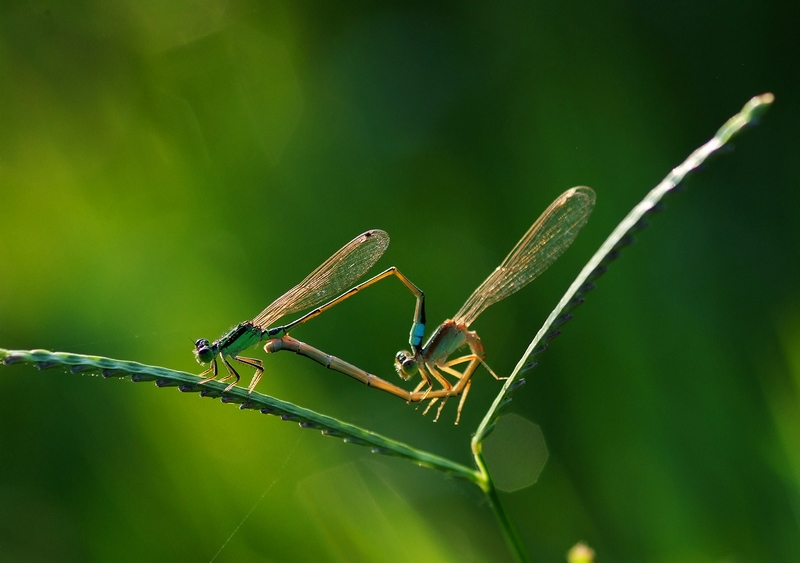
[{"left": 0, "top": 1, "right": 797, "bottom": 561}]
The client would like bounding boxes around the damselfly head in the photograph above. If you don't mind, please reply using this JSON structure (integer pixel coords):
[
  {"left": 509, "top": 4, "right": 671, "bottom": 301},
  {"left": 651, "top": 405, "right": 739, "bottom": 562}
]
[
  {"left": 194, "top": 339, "right": 214, "bottom": 364},
  {"left": 394, "top": 351, "right": 417, "bottom": 380}
]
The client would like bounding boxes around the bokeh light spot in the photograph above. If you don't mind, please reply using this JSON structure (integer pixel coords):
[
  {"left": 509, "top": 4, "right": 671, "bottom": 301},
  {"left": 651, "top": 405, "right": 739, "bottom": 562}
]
[{"left": 482, "top": 413, "right": 548, "bottom": 492}]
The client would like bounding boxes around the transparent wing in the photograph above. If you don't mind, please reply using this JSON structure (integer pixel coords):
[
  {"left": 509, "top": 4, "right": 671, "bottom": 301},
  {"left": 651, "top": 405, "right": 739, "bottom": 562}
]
[
  {"left": 454, "top": 187, "right": 595, "bottom": 326},
  {"left": 252, "top": 229, "right": 390, "bottom": 329}
]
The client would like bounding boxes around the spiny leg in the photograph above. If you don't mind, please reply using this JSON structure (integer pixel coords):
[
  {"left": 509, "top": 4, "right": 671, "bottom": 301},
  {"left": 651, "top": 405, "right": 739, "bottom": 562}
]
[
  {"left": 407, "top": 363, "right": 444, "bottom": 410},
  {"left": 479, "top": 358, "right": 506, "bottom": 381},
  {"left": 432, "top": 371, "right": 470, "bottom": 422},
  {"left": 428, "top": 363, "right": 454, "bottom": 391},
  {"left": 216, "top": 363, "right": 236, "bottom": 384},
  {"left": 442, "top": 354, "right": 503, "bottom": 385},
  {"left": 442, "top": 354, "right": 478, "bottom": 370},
  {"left": 408, "top": 375, "right": 438, "bottom": 412},
  {"left": 434, "top": 397, "right": 449, "bottom": 422},
  {"left": 440, "top": 356, "right": 479, "bottom": 388},
  {"left": 411, "top": 376, "right": 430, "bottom": 406},
  {"left": 233, "top": 356, "right": 264, "bottom": 393},
  {"left": 455, "top": 336, "right": 506, "bottom": 382},
  {"left": 426, "top": 365, "right": 468, "bottom": 421},
  {"left": 435, "top": 356, "right": 482, "bottom": 423},
  {"left": 439, "top": 363, "right": 467, "bottom": 380},
  {"left": 453, "top": 379, "right": 472, "bottom": 425},
  {"left": 412, "top": 378, "right": 428, "bottom": 394},
  {"left": 420, "top": 359, "right": 474, "bottom": 419},
  {"left": 429, "top": 365, "right": 466, "bottom": 419},
  {"left": 423, "top": 394, "right": 454, "bottom": 422},
  {"left": 419, "top": 364, "right": 454, "bottom": 413},
  {"left": 220, "top": 355, "right": 241, "bottom": 392},
  {"left": 413, "top": 364, "right": 442, "bottom": 404},
  {"left": 422, "top": 397, "right": 439, "bottom": 417},
  {"left": 198, "top": 358, "right": 219, "bottom": 384}
]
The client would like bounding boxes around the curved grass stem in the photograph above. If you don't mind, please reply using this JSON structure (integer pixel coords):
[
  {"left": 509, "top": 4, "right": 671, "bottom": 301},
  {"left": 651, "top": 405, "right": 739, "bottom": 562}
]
[
  {"left": 0, "top": 348, "right": 480, "bottom": 484},
  {"left": 474, "top": 442, "right": 532, "bottom": 563}
]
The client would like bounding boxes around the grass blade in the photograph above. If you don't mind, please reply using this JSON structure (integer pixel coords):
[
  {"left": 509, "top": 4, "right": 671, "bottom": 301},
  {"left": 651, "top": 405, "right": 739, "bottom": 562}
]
[
  {"left": 472, "top": 93, "right": 774, "bottom": 450},
  {"left": 0, "top": 348, "right": 480, "bottom": 483}
]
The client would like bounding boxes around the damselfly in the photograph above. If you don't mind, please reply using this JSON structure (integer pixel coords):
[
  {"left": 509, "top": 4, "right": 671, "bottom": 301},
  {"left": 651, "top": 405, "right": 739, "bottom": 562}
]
[
  {"left": 265, "top": 187, "right": 595, "bottom": 423},
  {"left": 194, "top": 230, "right": 425, "bottom": 393}
]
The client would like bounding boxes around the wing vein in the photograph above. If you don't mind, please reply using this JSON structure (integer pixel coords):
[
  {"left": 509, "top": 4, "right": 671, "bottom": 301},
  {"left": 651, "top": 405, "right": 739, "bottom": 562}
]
[
  {"left": 454, "top": 187, "right": 596, "bottom": 326},
  {"left": 251, "top": 230, "right": 390, "bottom": 329}
]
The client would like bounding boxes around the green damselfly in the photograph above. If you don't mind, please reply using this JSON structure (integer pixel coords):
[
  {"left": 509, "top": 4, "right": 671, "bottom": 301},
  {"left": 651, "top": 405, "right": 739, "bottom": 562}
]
[
  {"left": 266, "top": 187, "right": 596, "bottom": 423},
  {"left": 194, "top": 229, "right": 425, "bottom": 393}
]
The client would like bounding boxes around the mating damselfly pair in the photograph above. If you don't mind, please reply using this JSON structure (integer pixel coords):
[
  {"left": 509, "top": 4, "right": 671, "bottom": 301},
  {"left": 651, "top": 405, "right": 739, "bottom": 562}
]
[{"left": 194, "top": 187, "right": 595, "bottom": 423}]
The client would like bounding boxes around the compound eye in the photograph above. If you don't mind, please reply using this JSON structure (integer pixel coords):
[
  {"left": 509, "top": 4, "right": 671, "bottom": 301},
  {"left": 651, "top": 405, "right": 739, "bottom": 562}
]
[
  {"left": 194, "top": 340, "right": 214, "bottom": 363},
  {"left": 394, "top": 351, "right": 417, "bottom": 380}
]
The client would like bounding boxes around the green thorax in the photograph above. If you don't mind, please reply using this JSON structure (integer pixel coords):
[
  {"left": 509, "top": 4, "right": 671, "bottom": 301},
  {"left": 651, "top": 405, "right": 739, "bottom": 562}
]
[{"left": 216, "top": 321, "right": 285, "bottom": 357}]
